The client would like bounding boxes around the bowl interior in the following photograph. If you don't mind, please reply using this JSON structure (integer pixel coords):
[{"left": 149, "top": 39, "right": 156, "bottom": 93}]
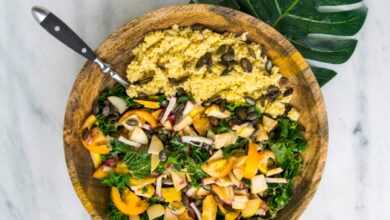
[{"left": 63, "top": 4, "right": 328, "bottom": 220}]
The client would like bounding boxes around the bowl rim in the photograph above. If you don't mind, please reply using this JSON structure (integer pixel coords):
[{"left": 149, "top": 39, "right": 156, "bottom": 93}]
[{"left": 63, "top": 4, "right": 328, "bottom": 220}]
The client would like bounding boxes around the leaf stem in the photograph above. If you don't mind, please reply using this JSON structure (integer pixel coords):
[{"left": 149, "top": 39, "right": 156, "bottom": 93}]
[{"left": 273, "top": 0, "right": 301, "bottom": 26}]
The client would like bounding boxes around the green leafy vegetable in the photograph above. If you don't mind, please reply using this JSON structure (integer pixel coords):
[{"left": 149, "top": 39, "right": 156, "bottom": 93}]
[
  {"left": 161, "top": 134, "right": 208, "bottom": 186},
  {"left": 266, "top": 182, "right": 293, "bottom": 218},
  {"left": 213, "top": 119, "right": 231, "bottom": 134},
  {"left": 109, "top": 139, "right": 151, "bottom": 179},
  {"left": 222, "top": 137, "right": 249, "bottom": 157},
  {"left": 96, "top": 115, "right": 118, "bottom": 135},
  {"left": 102, "top": 172, "right": 130, "bottom": 191},
  {"left": 261, "top": 118, "right": 306, "bottom": 217},
  {"left": 191, "top": 0, "right": 368, "bottom": 86},
  {"left": 107, "top": 203, "right": 128, "bottom": 220}
]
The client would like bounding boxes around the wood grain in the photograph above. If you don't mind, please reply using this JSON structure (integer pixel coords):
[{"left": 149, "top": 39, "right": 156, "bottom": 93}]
[{"left": 63, "top": 4, "right": 328, "bottom": 220}]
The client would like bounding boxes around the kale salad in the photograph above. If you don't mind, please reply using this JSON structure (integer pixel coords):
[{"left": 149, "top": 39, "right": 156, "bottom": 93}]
[{"left": 80, "top": 83, "right": 306, "bottom": 220}]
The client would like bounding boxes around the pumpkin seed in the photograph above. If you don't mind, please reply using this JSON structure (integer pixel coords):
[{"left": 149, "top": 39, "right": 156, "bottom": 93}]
[
  {"left": 240, "top": 58, "right": 253, "bottom": 73},
  {"left": 135, "top": 76, "right": 154, "bottom": 85},
  {"left": 196, "top": 52, "right": 212, "bottom": 69},
  {"left": 266, "top": 85, "right": 281, "bottom": 101},
  {"left": 236, "top": 107, "right": 248, "bottom": 121},
  {"left": 169, "top": 75, "right": 189, "bottom": 85},
  {"left": 247, "top": 112, "right": 258, "bottom": 121},
  {"left": 217, "top": 44, "right": 228, "bottom": 54},
  {"left": 265, "top": 60, "right": 273, "bottom": 73},
  {"left": 126, "top": 118, "right": 139, "bottom": 126},
  {"left": 221, "top": 47, "right": 235, "bottom": 63},
  {"left": 244, "top": 96, "right": 256, "bottom": 105}
]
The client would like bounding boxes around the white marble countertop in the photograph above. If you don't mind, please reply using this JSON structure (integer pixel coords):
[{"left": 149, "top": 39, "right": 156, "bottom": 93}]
[{"left": 1, "top": 0, "right": 389, "bottom": 219}]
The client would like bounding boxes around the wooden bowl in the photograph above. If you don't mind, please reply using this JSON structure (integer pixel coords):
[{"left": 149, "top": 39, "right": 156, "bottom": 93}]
[{"left": 63, "top": 4, "right": 328, "bottom": 220}]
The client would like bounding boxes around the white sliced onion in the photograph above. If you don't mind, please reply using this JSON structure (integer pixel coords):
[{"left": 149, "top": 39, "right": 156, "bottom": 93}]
[
  {"left": 118, "top": 136, "right": 141, "bottom": 148},
  {"left": 107, "top": 96, "right": 127, "bottom": 114},
  {"left": 181, "top": 136, "right": 213, "bottom": 146},
  {"left": 156, "top": 176, "right": 163, "bottom": 197},
  {"left": 190, "top": 202, "right": 202, "bottom": 220},
  {"left": 160, "top": 96, "right": 176, "bottom": 123}
]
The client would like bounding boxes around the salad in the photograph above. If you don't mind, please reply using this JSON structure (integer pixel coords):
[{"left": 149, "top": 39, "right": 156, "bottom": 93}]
[{"left": 80, "top": 84, "right": 306, "bottom": 220}]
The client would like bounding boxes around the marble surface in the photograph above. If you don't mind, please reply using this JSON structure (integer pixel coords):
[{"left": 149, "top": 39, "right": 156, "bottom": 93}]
[{"left": 0, "top": 0, "right": 389, "bottom": 219}]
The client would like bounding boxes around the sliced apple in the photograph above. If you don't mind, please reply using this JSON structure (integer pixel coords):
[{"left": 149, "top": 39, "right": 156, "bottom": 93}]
[
  {"left": 213, "top": 132, "right": 237, "bottom": 149},
  {"left": 147, "top": 204, "right": 165, "bottom": 220},
  {"left": 205, "top": 105, "right": 231, "bottom": 119},
  {"left": 148, "top": 135, "right": 164, "bottom": 155},
  {"left": 108, "top": 96, "right": 128, "bottom": 114},
  {"left": 232, "top": 195, "right": 248, "bottom": 210},
  {"left": 251, "top": 175, "right": 268, "bottom": 194},
  {"left": 173, "top": 116, "right": 193, "bottom": 131},
  {"left": 232, "top": 123, "right": 255, "bottom": 138},
  {"left": 170, "top": 170, "right": 187, "bottom": 191},
  {"left": 211, "top": 185, "right": 234, "bottom": 205},
  {"left": 132, "top": 185, "right": 155, "bottom": 198},
  {"left": 129, "top": 127, "right": 149, "bottom": 145},
  {"left": 151, "top": 154, "right": 160, "bottom": 172},
  {"left": 262, "top": 116, "right": 277, "bottom": 132}
]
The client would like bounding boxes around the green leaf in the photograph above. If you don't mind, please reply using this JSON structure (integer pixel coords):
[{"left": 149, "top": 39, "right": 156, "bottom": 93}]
[
  {"left": 311, "top": 66, "right": 337, "bottom": 86},
  {"left": 191, "top": 0, "right": 368, "bottom": 86}
]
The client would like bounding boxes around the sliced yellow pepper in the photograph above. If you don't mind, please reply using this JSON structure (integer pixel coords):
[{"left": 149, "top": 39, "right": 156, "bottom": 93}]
[
  {"left": 111, "top": 187, "right": 149, "bottom": 216},
  {"left": 201, "top": 157, "right": 235, "bottom": 178},
  {"left": 161, "top": 187, "right": 182, "bottom": 203},
  {"left": 243, "top": 143, "right": 260, "bottom": 179},
  {"left": 134, "top": 100, "right": 161, "bottom": 109},
  {"left": 89, "top": 152, "right": 102, "bottom": 168},
  {"left": 92, "top": 166, "right": 111, "bottom": 179},
  {"left": 202, "top": 195, "right": 217, "bottom": 220}
]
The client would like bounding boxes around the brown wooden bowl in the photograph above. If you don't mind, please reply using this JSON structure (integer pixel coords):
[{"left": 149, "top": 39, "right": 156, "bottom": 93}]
[{"left": 63, "top": 4, "right": 328, "bottom": 220}]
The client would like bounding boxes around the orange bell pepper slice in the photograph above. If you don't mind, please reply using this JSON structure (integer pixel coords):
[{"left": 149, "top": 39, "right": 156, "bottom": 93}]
[
  {"left": 134, "top": 100, "right": 161, "bottom": 109},
  {"left": 243, "top": 143, "right": 260, "bottom": 179},
  {"left": 81, "top": 127, "right": 110, "bottom": 154},
  {"left": 111, "top": 187, "right": 149, "bottom": 216},
  {"left": 92, "top": 166, "right": 111, "bottom": 179},
  {"left": 201, "top": 157, "right": 235, "bottom": 178},
  {"left": 119, "top": 110, "right": 158, "bottom": 128},
  {"left": 202, "top": 195, "right": 217, "bottom": 220}
]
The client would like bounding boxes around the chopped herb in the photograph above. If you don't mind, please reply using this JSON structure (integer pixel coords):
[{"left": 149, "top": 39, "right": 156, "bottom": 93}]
[
  {"left": 213, "top": 119, "right": 231, "bottom": 134},
  {"left": 222, "top": 137, "right": 249, "bottom": 157},
  {"left": 107, "top": 203, "right": 128, "bottom": 220},
  {"left": 102, "top": 172, "right": 130, "bottom": 191},
  {"left": 96, "top": 114, "right": 118, "bottom": 135},
  {"left": 109, "top": 139, "right": 151, "bottom": 179}
]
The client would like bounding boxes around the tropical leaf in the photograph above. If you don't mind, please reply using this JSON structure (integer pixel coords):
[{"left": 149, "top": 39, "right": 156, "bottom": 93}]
[{"left": 191, "top": 0, "right": 368, "bottom": 86}]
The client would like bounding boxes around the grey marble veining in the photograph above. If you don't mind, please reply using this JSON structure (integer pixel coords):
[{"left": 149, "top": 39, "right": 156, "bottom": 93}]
[{"left": 0, "top": 0, "right": 389, "bottom": 219}]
